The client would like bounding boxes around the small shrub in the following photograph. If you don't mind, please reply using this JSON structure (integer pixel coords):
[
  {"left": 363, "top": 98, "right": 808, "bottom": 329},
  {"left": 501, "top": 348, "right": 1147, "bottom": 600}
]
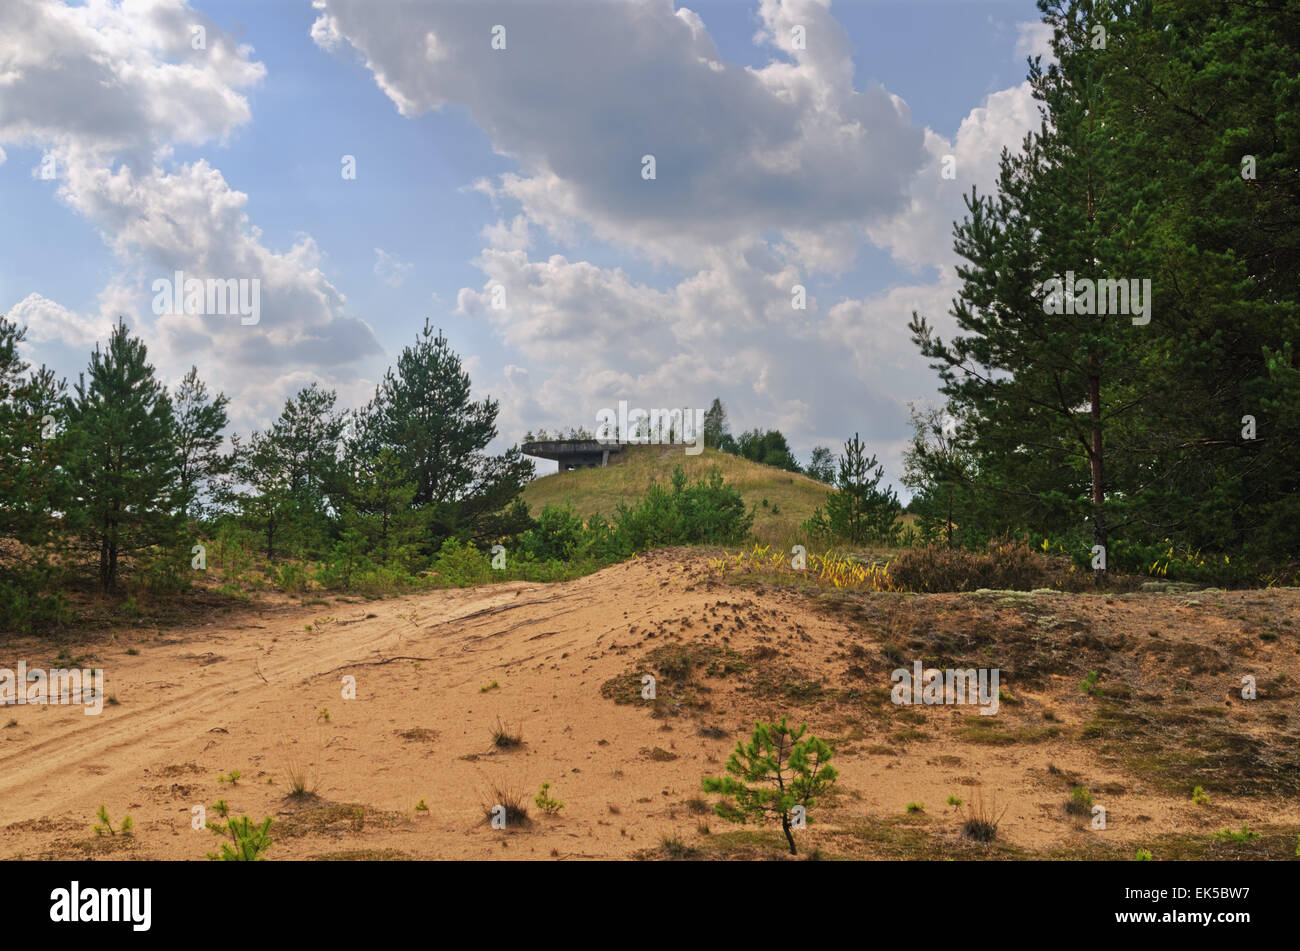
[
  {"left": 415, "top": 799, "right": 429, "bottom": 812},
  {"left": 947, "top": 794, "right": 963, "bottom": 807},
  {"left": 432, "top": 538, "right": 491, "bottom": 587},
  {"left": 1066, "top": 785, "right": 1094, "bottom": 816},
  {"left": 1191, "top": 785, "right": 1211, "bottom": 806},
  {"left": 217, "top": 770, "right": 241, "bottom": 785},
  {"left": 702, "top": 717, "right": 837, "bottom": 856},
  {"left": 206, "top": 813, "right": 273, "bottom": 861},
  {"left": 660, "top": 836, "right": 700, "bottom": 859},
  {"left": 961, "top": 789, "right": 1007, "bottom": 843},
  {"left": 276, "top": 562, "right": 309, "bottom": 594},
  {"left": 92, "top": 804, "right": 133, "bottom": 837},
  {"left": 491, "top": 716, "right": 523, "bottom": 749},
  {"left": 1134, "top": 849, "right": 1153, "bottom": 861},
  {"left": 480, "top": 681, "right": 499, "bottom": 693},
  {"left": 888, "top": 538, "right": 1046, "bottom": 592},
  {"left": 284, "top": 756, "right": 319, "bottom": 800},
  {"left": 480, "top": 781, "right": 531, "bottom": 829},
  {"left": 1213, "top": 824, "right": 1261, "bottom": 844},
  {"left": 534, "top": 782, "right": 565, "bottom": 816},
  {"left": 1080, "top": 670, "right": 1101, "bottom": 696}
]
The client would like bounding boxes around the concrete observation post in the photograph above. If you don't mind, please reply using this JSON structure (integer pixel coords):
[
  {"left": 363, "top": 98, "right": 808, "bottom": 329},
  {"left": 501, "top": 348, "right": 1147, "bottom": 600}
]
[{"left": 521, "top": 439, "right": 623, "bottom": 471}]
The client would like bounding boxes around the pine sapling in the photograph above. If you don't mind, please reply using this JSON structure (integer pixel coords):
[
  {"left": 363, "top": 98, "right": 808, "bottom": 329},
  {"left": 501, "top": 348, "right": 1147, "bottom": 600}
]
[{"left": 702, "top": 717, "right": 837, "bottom": 855}]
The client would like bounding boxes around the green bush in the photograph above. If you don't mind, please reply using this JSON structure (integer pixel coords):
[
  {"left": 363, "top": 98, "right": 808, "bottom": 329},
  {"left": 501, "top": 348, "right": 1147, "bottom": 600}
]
[
  {"left": 614, "top": 466, "right": 752, "bottom": 551},
  {"left": 0, "top": 566, "right": 69, "bottom": 633},
  {"left": 206, "top": 801, "right": 273, "bottom": 861},
  {"left": 276, "top": 561, "right": 310, "bottom": 594},
  {"left": 520, "top": 504, "right": 585, "bottom": 561},
  {"left": 432, "top": 538, "right": 491, "bottom": 587}
]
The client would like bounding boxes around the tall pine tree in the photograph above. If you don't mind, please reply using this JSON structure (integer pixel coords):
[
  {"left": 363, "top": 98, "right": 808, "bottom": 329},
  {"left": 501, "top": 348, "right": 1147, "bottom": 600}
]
[{"left": 65, "top": 319, "right": 181, "bottom": 592}]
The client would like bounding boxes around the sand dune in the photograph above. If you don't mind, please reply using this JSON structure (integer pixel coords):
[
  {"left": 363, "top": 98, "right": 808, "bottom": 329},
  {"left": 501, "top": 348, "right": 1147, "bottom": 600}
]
[{"left": 3, "top": 550, "right": 1297, "bottom": 860}]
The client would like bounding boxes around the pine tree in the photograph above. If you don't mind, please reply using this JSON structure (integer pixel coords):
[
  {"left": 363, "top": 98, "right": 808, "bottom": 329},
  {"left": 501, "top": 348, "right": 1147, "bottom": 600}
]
[
  {"left": 348, "top": 448, "right": 420, "bottom": 562},
  {"left": 910, "top": 0, "right": 1162, "bottom": 557},
  {"left": 227, "top": 384, "right": 343, "bottom": 560},
  {"left": 902, "top": 404, "right": 973, "bottom": 547},
  {"left": 822, "top": 434, "right": 901, "bottom": 545},
  {"left": 64, "top": 319, "right": 181, "bottom": 592},
  {"left": 702, "top": 718, "right": 837, "bottom": 856},
  {"left": 910, "top": 0, "right": 1300, "bottom": 568},
  {"left": 172, "top": 366, "right": 230, "bottom": 521},
  {"left": 805, "top": 446, "right": 836, "bottom": 484},
  {"left": 702, "top": 397, "right": 729, "bottom": 449},
  {"left": 352, "top": 320, "right": 533, "bottom": 546},
  {"left": 227, "top": 427, "right": 294, "bottom": 561}
]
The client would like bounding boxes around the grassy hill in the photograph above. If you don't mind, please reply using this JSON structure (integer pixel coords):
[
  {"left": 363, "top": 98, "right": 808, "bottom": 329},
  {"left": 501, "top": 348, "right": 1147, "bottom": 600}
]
[{"left": 520, "top": 444, "right": 831, "bottom": 546}]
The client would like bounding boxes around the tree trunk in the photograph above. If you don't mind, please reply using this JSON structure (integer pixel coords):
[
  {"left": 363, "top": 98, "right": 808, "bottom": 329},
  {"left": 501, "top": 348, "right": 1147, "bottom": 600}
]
[
  {"left": 1088, "top": 370, "right": 1107, "bottom": 567},
  {"left": 781, "top": 813, "right": 797, "bottom": 855},
  {"left": 946, "top": 484, "right": 954, "bottom": 548}
]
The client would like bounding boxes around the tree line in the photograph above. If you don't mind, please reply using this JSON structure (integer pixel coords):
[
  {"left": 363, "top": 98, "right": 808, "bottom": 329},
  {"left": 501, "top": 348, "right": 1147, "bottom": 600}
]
[
  {"left": 904, "top": 0, "right": 1298, "bottom": 578},
  {"left": 0, "top": 317, "right": 540, "bottom": 623},
  {"left": 0, "top": 315, "right": 766, "bottom": 630}
]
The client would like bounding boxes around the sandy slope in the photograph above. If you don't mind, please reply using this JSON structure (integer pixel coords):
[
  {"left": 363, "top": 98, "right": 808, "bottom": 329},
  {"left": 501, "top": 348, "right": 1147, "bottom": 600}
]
[{"left": 2, "top": 550, "right": 1298, "bottom": 860}]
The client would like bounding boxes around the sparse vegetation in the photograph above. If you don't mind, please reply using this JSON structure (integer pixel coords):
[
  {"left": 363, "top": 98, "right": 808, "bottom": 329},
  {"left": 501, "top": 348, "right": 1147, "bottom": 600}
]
[
  {"left": 480, "top": 780, "right": 530, "bottom": 829},
  {"left": 491, "top": 716, "right": 523, "bottom": 749},
  {"left": 206, "top": 803, "right": 274, "bottom": 861},
  {"left": 534, "top": 782, "right": 565, "bottom": 816},
  {"left": 961, "top": 789, "right": 1006, "bottom": 843},
  {"left": 1066, "top": 786, "right": 1094, "bottom": 816},
  {"left": 92, "top": 804, "right": 133, "bottom": 838},
  {"left": 1213, "top": 824, "right": 1261, "bottom": 844},
  {"left": 284, "top": 756, "right": 319, "bottom": 800},
  {"left": 702, "top": 718, "right": 838, "bottom": 856}
]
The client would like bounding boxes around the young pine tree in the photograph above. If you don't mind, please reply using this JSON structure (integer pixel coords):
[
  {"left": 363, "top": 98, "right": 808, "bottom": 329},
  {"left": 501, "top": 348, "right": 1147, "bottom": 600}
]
[
  {"left": 823, "top": 434, "right": 901, "bottom": 545},
  {"left": 64, "top": 319, "right": 182, "bottom": 592},
  {"left": 171, "top": 366, "right": 230, "bottom": 522},
  {"left": 702, "top": 718, "right": 837, "bottom": 856}
]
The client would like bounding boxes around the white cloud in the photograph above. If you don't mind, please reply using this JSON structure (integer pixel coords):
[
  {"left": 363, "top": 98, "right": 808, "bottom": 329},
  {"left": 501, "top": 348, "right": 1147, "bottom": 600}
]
[
  {"left": 8, "top": 291, "right": 108, "bottom": 351},
  {"left": 313, "top": 0, "right": 925, "bottom": 268},
  {"left": 1015, "top": 20, "right": 1055, "bottom": 62},
  {"left": 315, "top": 0, "right": 1046, "bottom": 484},
  {"left": 0, "top": 0, "right": 383, "bottom": 433},
  {"left": 374, "top": 248, "right": 413, "bottom": 288}
]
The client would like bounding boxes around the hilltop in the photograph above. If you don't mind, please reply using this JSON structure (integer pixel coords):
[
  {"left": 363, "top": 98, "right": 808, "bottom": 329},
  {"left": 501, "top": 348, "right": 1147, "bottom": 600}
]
[{"left": 521, "top": 444, "right": 831, "bottom": 545}]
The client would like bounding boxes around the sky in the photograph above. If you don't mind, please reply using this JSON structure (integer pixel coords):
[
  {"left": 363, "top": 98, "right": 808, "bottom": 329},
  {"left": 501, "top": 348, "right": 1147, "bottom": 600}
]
[{"left": 0, "top": 0, "right": 1052, "bottom": 486}]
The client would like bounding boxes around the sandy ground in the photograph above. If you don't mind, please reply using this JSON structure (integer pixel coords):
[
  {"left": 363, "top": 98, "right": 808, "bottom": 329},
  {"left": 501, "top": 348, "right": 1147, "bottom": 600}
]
[{"left": 2, "top": 549, "right": 1298, "bottom": 860}]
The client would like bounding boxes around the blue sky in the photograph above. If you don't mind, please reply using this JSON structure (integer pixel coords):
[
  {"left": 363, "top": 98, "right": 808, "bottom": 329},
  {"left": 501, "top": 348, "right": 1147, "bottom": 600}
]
[{"left": 0, "top": 0, "right": 1048, "bottom": 484}]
